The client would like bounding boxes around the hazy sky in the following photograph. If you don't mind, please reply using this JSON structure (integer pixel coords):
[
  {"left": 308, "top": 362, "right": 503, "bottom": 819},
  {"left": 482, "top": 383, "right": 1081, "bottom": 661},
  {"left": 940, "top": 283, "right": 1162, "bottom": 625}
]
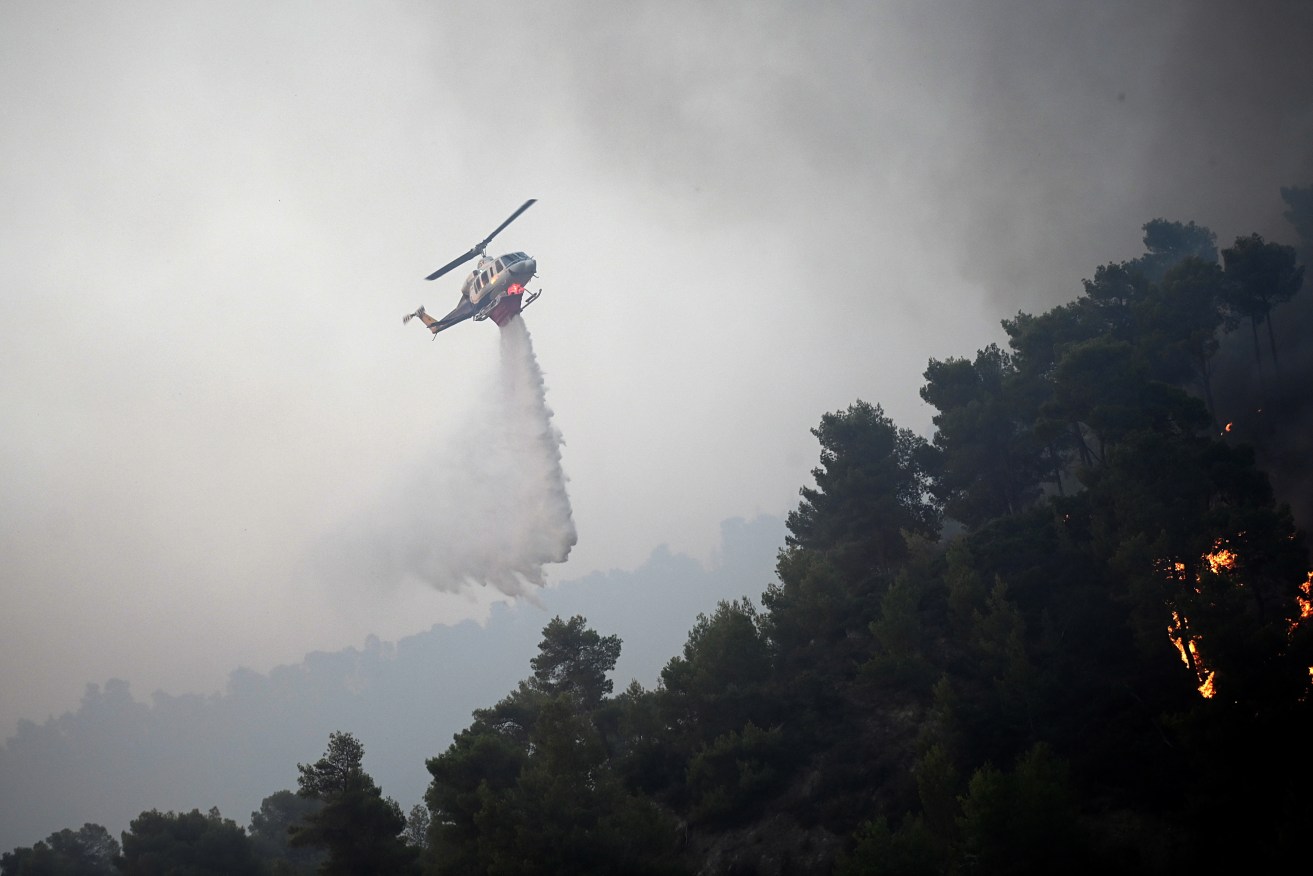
[{"left": 3, "top": 0, "right": 1310, "bottom": 736}]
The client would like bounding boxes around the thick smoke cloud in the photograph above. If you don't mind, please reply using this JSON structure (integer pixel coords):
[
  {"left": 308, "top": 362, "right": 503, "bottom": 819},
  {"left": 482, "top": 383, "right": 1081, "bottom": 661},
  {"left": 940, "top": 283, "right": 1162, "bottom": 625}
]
[
  {"left": 315, "top": 316, "right": 576, "bottom": 600},
  {"left": 926, "top": 0, "right": 1313, "bottom": 315},
  {"left": 504, "top": 1, "right": 1311, "bottom": 316}
]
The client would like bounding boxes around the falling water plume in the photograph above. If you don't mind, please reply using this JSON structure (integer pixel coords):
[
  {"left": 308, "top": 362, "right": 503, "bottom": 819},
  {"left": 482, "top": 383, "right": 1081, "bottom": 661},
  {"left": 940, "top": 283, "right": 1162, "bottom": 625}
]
[{"left": 316, "top": 315, "right": 576, "bottom": 600}]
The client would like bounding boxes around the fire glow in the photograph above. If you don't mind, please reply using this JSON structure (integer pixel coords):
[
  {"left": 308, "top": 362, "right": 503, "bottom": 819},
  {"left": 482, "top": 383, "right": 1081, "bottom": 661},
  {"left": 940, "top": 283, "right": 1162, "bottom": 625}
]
[
  {"left": 1162, "top": 543, "right": 1313, "bottom": 699},
  {"left": 1298, "top": 573, "right": 1313, "bottom": 625},
  {"left": 1300, "top": 574, "right": 1313, "bottom": 687},
  {"left": 1162, "top": 539, "right": 1239, "bottom": 699},
  {"left": 1168, "top": 609, "right": 1215, "bottom": 699},
  {"left": 1203, "top": 545, "right": 1238, "bottom": 575}
]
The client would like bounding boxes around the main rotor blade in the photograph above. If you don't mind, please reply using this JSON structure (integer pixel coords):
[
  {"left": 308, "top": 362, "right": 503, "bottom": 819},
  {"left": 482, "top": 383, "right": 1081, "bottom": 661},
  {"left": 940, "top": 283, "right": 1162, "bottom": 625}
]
[
  {"left": 425, "top": 248, "right": 477, "bottom": 282},
  {"left": 423, "top": 200, "right": 536, "bottom": 281},
  {"left": 477, "top": 198, "right": 536, "bottom": 250}
]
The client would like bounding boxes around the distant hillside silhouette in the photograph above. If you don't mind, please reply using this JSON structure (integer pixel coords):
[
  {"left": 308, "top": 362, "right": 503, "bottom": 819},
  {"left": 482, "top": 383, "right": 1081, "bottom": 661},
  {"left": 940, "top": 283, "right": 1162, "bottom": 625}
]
[{"left": 0, "top": 515, "right": 784, "bottom": 852}]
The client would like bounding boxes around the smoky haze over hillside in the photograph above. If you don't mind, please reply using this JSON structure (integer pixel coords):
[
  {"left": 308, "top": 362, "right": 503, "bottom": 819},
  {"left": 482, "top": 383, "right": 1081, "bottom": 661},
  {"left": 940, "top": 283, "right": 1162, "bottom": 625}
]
[
  {"left": 1209, "top": 214, "right": 1313, "bottom": 533},
  {"left": 901, "top": 0, "right": 1313, "bottom": 529},
  {"left": 0, "top": 515, "right": 785, "bottom": 852}
]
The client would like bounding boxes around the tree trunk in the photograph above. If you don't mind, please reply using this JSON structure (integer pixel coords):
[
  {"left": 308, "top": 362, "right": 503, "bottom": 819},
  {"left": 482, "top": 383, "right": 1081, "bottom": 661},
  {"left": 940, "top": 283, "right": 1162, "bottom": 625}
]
[
  {"left": 1071, "top": 421, "right": 1095, "bottom": 468},
  {"left": 1265, "top": 311, "right": 1280, "bottom": 370},
  {"left": 1196, "top": 357, "right": 1216, "bottom": 423}
]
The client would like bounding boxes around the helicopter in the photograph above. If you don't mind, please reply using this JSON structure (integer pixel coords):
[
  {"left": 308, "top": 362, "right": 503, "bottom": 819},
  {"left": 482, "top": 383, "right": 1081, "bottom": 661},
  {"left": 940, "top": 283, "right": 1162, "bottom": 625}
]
[{"left": 403, "top": 199, "right": 542, "bottom": 337}]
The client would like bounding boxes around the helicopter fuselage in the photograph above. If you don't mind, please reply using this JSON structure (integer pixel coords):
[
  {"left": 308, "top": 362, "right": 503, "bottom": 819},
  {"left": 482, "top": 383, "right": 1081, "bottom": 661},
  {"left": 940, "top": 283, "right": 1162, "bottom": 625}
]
[{"left": 463, "top": 251, "right": 537, "bottom": 308}]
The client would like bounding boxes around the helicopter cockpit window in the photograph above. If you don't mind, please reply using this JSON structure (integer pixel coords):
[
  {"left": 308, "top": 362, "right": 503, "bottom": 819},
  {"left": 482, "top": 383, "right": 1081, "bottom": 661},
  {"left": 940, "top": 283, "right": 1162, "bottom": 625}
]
[
  {"left": 494, "top": 259, "right": 505, "bottom": 272},
  {"left": 504, "top": 252, "right": 524, "bottom": 265}
]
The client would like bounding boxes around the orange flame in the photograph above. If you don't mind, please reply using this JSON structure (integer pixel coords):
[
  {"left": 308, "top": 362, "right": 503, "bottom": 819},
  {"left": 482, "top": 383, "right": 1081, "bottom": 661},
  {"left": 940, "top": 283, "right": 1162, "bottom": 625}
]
[
  {"left": 1158, "top": 539, "right": 1239, "bottom": 699},
  {"left": 1168, "top": 610, "right": 1215, "bottom": 698},
  {"left": 1298, "top": 573, "right": 1313, "bottom": 695},
  {"left": 1204, "top": 545, "right": 1238, "bottom": 575},
  {"left": 1160, "top": 546, "right": 1313, "bottom": 700}
]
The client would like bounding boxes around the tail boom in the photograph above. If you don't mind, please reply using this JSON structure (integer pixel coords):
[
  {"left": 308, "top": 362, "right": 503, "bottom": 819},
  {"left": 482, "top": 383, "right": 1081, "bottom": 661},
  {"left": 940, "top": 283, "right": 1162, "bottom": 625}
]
[{"left": 403, "top": 305, "right": 441, "bottom": 334}]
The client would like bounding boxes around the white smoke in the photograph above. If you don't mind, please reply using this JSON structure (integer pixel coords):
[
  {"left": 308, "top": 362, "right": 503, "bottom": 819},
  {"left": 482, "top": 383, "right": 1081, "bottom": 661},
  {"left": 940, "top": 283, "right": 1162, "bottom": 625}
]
[{"left": 315, "top": 316, "right": 576, "bottom": 600}]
